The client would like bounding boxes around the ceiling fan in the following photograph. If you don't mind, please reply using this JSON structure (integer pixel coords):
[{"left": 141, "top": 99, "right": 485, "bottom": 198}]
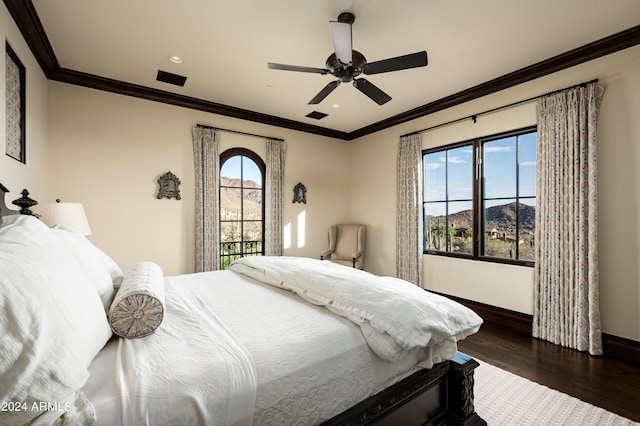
[{"left": 268, "top": 12, "right": 428, "bottom": 106}]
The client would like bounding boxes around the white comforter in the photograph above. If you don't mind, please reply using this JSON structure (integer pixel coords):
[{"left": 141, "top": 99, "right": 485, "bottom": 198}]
[
  {"left": 230, "top": 256, "right": 483, "bottom": 363},
  {"left": 114, "top": 282, "right": 257, "bottom": 426},
  {"left": 86, "top": 270, "right": 430, "bottom": 425}
]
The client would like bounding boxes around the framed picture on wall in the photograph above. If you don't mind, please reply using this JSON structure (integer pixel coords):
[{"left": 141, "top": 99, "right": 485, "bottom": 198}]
[
  {"left": 5, "top": 42, "right": 26, "bottom": 164},
  {"left": 157, "top": 171, "right": 181, "bottom": 200}
]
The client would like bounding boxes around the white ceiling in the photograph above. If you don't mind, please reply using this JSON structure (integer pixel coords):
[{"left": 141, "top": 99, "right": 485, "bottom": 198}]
[{"left": 31, "top": 0, "right": 640, "bottom": 134}]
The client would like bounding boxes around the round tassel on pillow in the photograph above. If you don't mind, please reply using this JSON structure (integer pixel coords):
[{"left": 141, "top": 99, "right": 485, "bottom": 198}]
[{"left": 109, "top": 261, "right": 165, "bottom": 338}]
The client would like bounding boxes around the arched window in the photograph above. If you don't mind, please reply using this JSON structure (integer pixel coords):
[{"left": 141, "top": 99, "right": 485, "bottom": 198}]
[{"left": 219, "top": 148, "right": 266, "bottom": 269}]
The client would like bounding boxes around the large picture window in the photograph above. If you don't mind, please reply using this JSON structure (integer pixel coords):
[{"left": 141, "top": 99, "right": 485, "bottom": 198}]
[
  {"left": 423, "top": 126, "right": 537, "bottom": 265},
  {"left": 219, "top": 148, "right": 265, "bottom": 269}
]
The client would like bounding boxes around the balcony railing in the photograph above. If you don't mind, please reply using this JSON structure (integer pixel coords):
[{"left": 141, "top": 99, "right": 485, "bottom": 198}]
[{"left": 220, "top": 240, "right": 263, "bottom": 269}]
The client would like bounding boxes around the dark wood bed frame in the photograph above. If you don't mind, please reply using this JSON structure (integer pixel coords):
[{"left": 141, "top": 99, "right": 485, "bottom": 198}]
[
  {"left": 324, "top": 352, "right": 485, "bottom": 425},
  {"left": 0, "top": 183, "right": 485, "bottom": 426}
]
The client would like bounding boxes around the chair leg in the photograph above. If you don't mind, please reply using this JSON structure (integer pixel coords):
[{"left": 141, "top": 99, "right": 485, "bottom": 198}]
[{"left": 352, "top": 258, "right": 356, "bottom": 268}]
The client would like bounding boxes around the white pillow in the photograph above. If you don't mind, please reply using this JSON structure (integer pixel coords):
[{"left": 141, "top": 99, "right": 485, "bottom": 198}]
[
  {"left": 51, "top": 225, "right": 121, "bottom": 311},
  {"left": 0, "top": 215, "right": 112, "bottom": 426},
  {"left": 97, "top": 246, "right": 125, "bottom": 290}
]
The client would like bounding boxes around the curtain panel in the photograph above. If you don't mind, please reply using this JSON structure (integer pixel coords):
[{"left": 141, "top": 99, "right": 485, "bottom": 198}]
[
  {"left": 533, "top": 82, "right": 604, "bottom": 355},
  {"left": 265, "top": 138, "right": 287, "bottom": 256},
  {"left": 192, "top": 127, "right": 220, "bottom": 272},
  {"left": 396, "top": 134, "right": 424, "bottom": 287}
]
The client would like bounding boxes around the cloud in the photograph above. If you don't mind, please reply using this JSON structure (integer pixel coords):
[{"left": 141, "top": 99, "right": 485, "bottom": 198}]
[
  {"left": 447, "top": 156, "right": 467, "bottom": 164},
  {"left": 519, "top": 161, "right": 536, "bottom": 167},
  {"left": 485, "top": 146, "right": 512, "bottom": 153}
]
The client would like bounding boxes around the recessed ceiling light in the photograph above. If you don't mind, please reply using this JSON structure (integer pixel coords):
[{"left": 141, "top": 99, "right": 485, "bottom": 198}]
[
  {"left": 331, "top": 104, "right": 341, "bottom": 109},
  {"left": 265, "top": 84, "right": 273, "bottom": 89},
  {"left": 168, "top": 56, "right": 183, "bottom": 64}
]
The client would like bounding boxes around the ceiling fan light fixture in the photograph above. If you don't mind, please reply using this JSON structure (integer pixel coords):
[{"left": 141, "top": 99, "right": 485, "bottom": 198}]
[
  {"left": 329, "top": 21, "right": 352, "bottom": 65},
  {"left": 267, "top": 11, "right": 427, "bottom": 106}
]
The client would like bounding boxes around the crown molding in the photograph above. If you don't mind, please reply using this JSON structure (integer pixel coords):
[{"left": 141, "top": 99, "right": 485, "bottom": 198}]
[
  {"left": 48, "top": 67, "right": 351, "bottom": 140},
  {"left": 5, "top": 0, "right": 640, "bottom": 141},
  {"left": 3, "top": 0, "right": 58, "bottom": 75},
  {"left": 349, "top": 25, "right": 640, "bottom": 140}
]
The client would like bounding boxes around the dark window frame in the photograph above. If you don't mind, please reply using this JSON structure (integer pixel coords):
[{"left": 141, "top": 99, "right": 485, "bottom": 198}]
[
  {"left": 422, "top": 125, "right": 537, "bottom": 267},
  {"left": 219, "top": 148, "right": 266, "bottom": 269}
]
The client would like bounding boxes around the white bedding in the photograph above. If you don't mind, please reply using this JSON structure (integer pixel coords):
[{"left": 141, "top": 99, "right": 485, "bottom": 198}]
[
  {"left": 84, "top": 270, "right": 432, "bottom": 425},
  {"left": 230, "top": 256, "right": 483, "bottom": 363},
  {"left": 96, "top": 280, "right": 256, "bottom": 425},
  {"left": 0, "top": 215, "right": 112, "bottom": 426}
]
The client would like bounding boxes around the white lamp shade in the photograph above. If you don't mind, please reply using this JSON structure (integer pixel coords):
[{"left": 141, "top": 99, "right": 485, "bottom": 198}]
[{"left": 50, "top": 202, "right": 92, "bottom": 235}]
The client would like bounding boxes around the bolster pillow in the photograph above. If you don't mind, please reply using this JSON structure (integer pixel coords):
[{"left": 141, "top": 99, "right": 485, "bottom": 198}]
[{"left": 109, "top": 261, "right": 165, "bottom": 338}]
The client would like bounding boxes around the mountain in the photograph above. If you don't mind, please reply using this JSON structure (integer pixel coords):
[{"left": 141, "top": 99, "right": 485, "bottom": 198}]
[
  {"left": 426, "top": 202, "right": 535, "bottom": 233},
  {"left": 219, "top": 176, "right": 262, "bottom": 220},
  {"left": 485, "top": 202, "right": 535, "bottom": 232}
]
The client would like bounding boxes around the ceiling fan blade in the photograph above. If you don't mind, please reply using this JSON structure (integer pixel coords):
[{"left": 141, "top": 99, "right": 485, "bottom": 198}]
[
  {"left": 363, "top": 51, "right": 428, "bottom": 75},
  {"left": 308, "top": 80, "right": 340, "bottom": 104},
  {"left": 268, "top": 62, "right": 330, "bottom": 74},
  {"left": 353, "top": 78, "right": 392, "bottom": 105},
  {"left": 329, "top": 21, "right": 352, "bottom": 65}
]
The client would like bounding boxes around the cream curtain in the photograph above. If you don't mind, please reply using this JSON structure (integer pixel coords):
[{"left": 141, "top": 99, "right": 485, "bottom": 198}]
[
  {"left": 192, "top": 127, "right": 220, "bottom": 272},
  {"left": 265, "top": 138, "right": 287, "bottom": 256},
  {"left": 396, "top": 134, "right": 423, "bottom": 287},
  {"left": 533, "top": 82, "right": 604, "bottom": 355}
]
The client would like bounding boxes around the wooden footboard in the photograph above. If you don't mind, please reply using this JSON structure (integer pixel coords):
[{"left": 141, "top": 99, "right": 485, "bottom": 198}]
[{"left": 322, "top": 352, "right": 486, "bottom": 426}]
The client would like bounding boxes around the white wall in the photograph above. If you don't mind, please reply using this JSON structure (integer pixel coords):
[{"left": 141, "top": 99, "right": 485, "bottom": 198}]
[
  {"left": 349, "top": 45, "right": 640, "bottom": 342},
  {"left": 1, "top": 3, "right": 49, "bottom": 206},
  {"left": 47, "top": 83, "right": 350, "bottom": 276}
]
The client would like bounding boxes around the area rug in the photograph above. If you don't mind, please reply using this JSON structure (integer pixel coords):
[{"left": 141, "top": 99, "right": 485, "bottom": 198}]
[{"left": 473, "top": 360, "right": 638, "bottom": 425}]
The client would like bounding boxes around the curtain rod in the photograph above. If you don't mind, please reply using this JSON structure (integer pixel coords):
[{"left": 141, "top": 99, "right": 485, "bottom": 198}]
[
  {"left": 401, "top": 78, "right": 599, "bottom": 138},
  {"left": 197, "top": 124, "right": 284, "bottom": 142}
]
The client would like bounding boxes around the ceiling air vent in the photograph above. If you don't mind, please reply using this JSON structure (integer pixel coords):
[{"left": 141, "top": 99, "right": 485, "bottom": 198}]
[
  {"left": 156, "top": 70, "right": 187, "bottom": 87},
  {"left": 306, "top": 111, "right": 328, "bottom": 120}
]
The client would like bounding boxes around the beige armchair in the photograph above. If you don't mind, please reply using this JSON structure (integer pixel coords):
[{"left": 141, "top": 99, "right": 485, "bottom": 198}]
[{"left": 320, "top": 224, "right": 366, "bottom": 269}]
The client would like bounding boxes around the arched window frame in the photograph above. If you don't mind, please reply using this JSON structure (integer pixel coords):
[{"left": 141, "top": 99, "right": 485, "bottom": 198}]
[{"left": 219, "top": 148, "right": 266, "bottom": 268}]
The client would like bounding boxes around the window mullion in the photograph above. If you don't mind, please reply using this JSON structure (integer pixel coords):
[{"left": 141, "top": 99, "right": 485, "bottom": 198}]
[
  {"left": 240, "top": 156, "right": 245, "bottom": 256},
  {"left": 445, "top": 151, "right": 449, "bottom": 252},
  {"left": 515, "top": 135, "right": 520, "bottom": 260},
  {"left": 474, "top": 139, "right": 482, "bottom": 259}
]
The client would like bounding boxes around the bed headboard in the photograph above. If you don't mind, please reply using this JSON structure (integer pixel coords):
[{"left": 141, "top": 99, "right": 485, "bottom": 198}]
[
  {"left": 0, "top": 182, "right": 15, "bottom": 218},
  {"left": 0, "top": 183, "right": 37, "bottom": 218}
]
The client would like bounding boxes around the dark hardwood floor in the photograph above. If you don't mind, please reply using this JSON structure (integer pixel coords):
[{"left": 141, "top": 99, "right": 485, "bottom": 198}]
[{"left": 457, "top": 321, "right": 640, "bottom": 422}]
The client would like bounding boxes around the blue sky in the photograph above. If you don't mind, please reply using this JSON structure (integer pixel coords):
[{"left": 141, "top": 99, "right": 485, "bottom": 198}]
[
  {"left": 424, "top": 132, "right": 537, "bottom": 216},
  {"left": 220, "top": 155, "right": 262, "bottom": 184}
]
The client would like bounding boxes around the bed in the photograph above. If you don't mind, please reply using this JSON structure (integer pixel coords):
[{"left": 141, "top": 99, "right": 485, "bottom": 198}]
[{"left": 0, "top": 184, "right": 486, "bottom": 426}]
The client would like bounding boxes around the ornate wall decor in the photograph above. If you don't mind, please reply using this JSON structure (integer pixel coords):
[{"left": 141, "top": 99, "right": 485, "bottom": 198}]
[
  {"left": 292, "top": 182, "right": 307, "bottom": 204},
  {"left": 157, "top": 171, "right": 181, "bottom": 200},
  {"left": 5, "top": 43, "right": 26, "bottom": 163}
]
